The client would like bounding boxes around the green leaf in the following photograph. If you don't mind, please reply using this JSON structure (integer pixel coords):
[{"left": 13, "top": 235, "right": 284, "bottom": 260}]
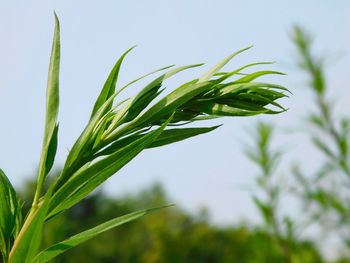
[
  {"left": 214, "top": 62, "right": 274, "bottom": 83},
  {"left": 122, "top": 65, "right": 175, "bottom": 90},
  {"left": 198, "top": 46, "right": 252, "bottom": 83},
  {"left": 253, "top": 196, "right": 273, "bottom": 225},
  {"left": 49, "top": 116, "right": 173, "bottom": 217},
  {"left": 105, "top": 64, "right": 203, "bottom": 136},
  {"left": 190, "top": 115, "right": 222, "bottom": 122},
  {"left": 103, "top": 65, "right": 175, "bottom": 132},
  {"left": 129, "top": 81, "right": 212, "bottom": 129},
  {"left": 69, "top": 64, "right": 181, "bottom": 167},
  {"left": 149, "top": 126, "right": 221, "bottom": 148},
  {"left": 57, "top": 94, "right": 118, "bottom": 188},
  {"left": 234, "top": 70, "right": 285, "bottom": 83},
  {"left": 32, "top": 206, "right": 171, "bottom": 263},
  {"left": 91, "top": 111, "right": 116, "bottom": 149},
  {"left": 195, "top": 103, "right": 267, "bottom": 116},
  {"left": 309, "top": 114, "right": 325, "bottom": 129},
  {"left": 217, "top": 82, "right": 288, "bottom": 98},
  {"left": 96, "top": 125, "right": 221, "bottom": 156},
  {"left": 9, "top": 189, "right": 52, "bottom": 263},
  {"left": 211, "top": 104, "right": 267, "bottom": 116},
  {"left": 123, "top": 85, "right": 164, "bottom": 123},
  {"left": 0, "top": 169, "right": 21, "bottom": 260},
  {"left": 236, "top": 93, "right": 286, "bottom": 111},
  {"left": 90, "top": 46, "right": 135, "bottom": 118},
  {"left": 312, "top": 136, "right": 336, "bottom": 160},
  {"left": 45, "top": 124, "right": 59, "bottom": 176},
  {"left": 218, "top": 99, "right": 269, "bottom": 112},
  {"left": 34, "top": 13, "right": 60, "bottom": 203}
]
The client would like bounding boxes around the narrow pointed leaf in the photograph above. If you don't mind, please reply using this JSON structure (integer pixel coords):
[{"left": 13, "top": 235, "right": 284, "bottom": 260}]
[
  {"left": 201, "top": 103, "right": 266, "bottom": 116},
  {"left": 149, "top": 125, "right": 221, "bottom": 148},
  {"left": 190, "top": 115, "right": 222, "bottom": 122},
  {"left": 90, "top": 46, "right": 135, "bottom": 118},
  {"left": 106, "top": 64, "right": 203, "bottom": 134},
  {"left": 97, "top": 125, "right": 221, "bottom": 156},
  {"left": 104, "top": 65, "right": 175, "bottom": 130},
  {"left": 45, "top": 124, "right": 59, "bottom": 175},
  {"left": 129, "top": 81, "right": 212, "bottom": 129},
  {"left": 226, "top": 82, "right": 288, "bottom": 95},
  {"left": 0, "top": 169, "right": 21, "bottom": 259},
  {"left": 49, "top": 117, "right": 172, "bottom": 217},
  {"left": 312, "top": 136, "right": 336, "bottom": 159},
  {"left": 235, "top": 70, "right": 285, "bottom": 83},
  {"left": 57, "top": 93, "right": 118, "bottom": 188},
  {"left": 219, "top": 99, "right": 270, "bottom": 112},
  {"left": 35, "top": 13, "right": 60, "bottom": 200},
  {"left": 214, "top": 62, "right": 274, "bottom": 82},
  {"left": 123, "top": 85, "right": 164, "bottom": 122},
  {"left": 33, "top": 206, "right": 170, "bottom": 263},
  {"left": 121, "top": 65, "right": 174, "bottom": 90},
  {"left": 198, "top": 46, "right": 252, "bottom": 83},
  {"left": 237, "top": 93, "right": 286, "bottom": 111}
]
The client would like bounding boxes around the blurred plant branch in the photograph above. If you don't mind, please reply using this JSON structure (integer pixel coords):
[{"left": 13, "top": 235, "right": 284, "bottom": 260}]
[{"left": 245, "top": 25, "right": 350, "bottom": 262}]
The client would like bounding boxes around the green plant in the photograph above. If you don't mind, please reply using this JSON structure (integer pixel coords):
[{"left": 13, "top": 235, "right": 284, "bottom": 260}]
[
  {"left": 243, "top": 26, "right": 350, "bottom": 262},
  {"left": 245, "top": 123, "right": 287, "bottom": 259},
  {"left": 245, "top": 122, "right": 305, "bottom": 263},
  {"left": 0, "top": 14, "right": 288, "bottom": 263},
  {"left": 291, "top": 26, "right": 350, "bottom": 251}
]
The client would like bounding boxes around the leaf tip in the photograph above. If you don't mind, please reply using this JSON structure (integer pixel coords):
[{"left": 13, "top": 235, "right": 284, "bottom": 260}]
[
  {"left": 53, "top": 11, "right": 60, "bottom": 25},
  {"left": 213, "top": 124, "right": 223, "bottom": 129}
]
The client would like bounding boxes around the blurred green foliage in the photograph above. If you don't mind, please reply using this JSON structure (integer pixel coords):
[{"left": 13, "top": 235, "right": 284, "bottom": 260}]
[
  {"left": 19, "top": 180, "right": 323, "bottom": 263},
  {"left": 291, "top": 26, "right": 350, "bottom": 249},
  {"left": 246, "top": 122, "right": 296, "bottom": 263},
  {"left": 243, "top": 26, "right": 350, "bottom": 262}
]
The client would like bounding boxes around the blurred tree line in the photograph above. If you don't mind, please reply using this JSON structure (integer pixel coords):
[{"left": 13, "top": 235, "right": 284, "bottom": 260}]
[{"left": 20, "top": 180, "right": 323, "bottom": 263}]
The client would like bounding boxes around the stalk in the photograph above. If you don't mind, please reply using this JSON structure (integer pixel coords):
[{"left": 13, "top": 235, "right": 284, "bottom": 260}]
[{"left": 8, "top": 204, "right": 40, "bottom": 262}]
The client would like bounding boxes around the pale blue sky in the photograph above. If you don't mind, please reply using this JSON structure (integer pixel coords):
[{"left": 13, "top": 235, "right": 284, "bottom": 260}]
[{"left": 0, "top": 1, "right": 349, "bottom": 225}]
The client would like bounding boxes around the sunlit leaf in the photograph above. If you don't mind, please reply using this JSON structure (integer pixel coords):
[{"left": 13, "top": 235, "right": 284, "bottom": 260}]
[
  {"left": 49, "top": 116, "right": 172, "bottom": 217},
  {"left": 198, "top": 46, "right": 252, "bottom": 83},
  {"left": 97, "top": 125, "right": 220, "bottom": 157},
  {"left": 34, "top": 13, "right": 60, "bottom": 202},
  {"left": 32, "top": 206, "right": 171, "bottom": 263},
  {"left": 9, "top": 190, "right": 52, "bottom": 263},
  {"left": 90, "top": 46, "right": 135, "bottom": 118},
  {"left": 0, "top": 169, "right": 21, "bottom": 261}
]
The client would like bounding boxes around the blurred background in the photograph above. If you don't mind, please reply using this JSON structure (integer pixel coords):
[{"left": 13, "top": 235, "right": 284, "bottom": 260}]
[{"left": 0, "top": 1, "right": 349, "bottom": 262}]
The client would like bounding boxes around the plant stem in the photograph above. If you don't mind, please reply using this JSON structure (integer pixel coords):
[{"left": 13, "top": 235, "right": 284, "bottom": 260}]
[{"left": 8, "top": 203, "right": 40, "bottom": 262}]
